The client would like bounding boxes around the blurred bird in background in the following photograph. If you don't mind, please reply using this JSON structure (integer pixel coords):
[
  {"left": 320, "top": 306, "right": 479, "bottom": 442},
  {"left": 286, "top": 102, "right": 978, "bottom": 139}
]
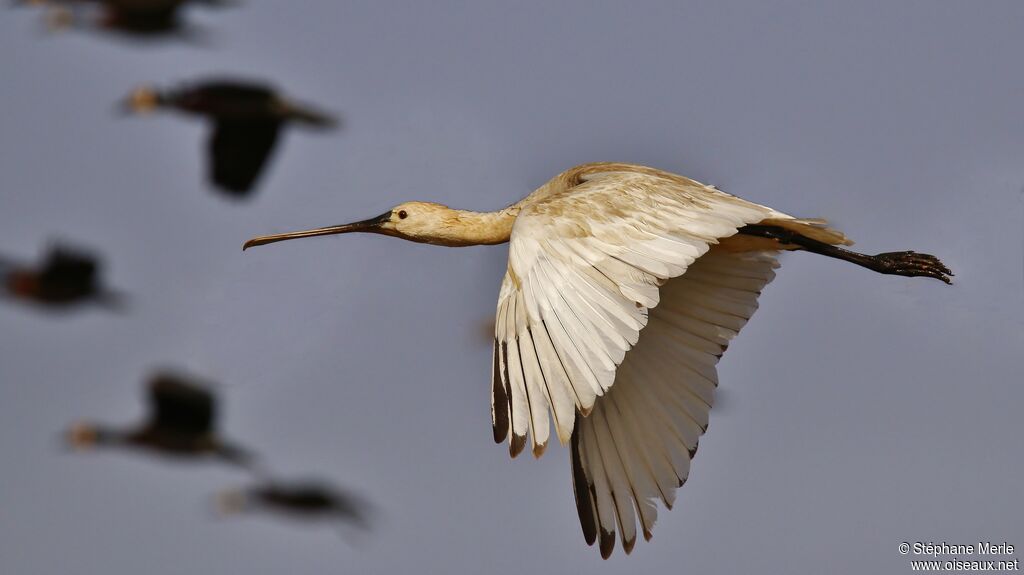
[
  {"left": 64, "top": 370, "right": 256, "bottom": 467},
  {"left": 1, "top": 244, "right": 124, "bottom": 312},
  {"left": 121, "top": 78, "right": 338, "bottom": 198},
  {"left": 217, "top": 479, "right": 371, "bottom": 531},
  {"left": 18, "top": 0, "right": 234, "bottom": 40}
]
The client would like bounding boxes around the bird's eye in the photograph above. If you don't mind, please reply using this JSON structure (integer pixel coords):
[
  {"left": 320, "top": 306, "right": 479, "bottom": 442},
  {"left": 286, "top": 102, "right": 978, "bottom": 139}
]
[{"left": 397, "top": 210, "right": 408, "bottom": 220}]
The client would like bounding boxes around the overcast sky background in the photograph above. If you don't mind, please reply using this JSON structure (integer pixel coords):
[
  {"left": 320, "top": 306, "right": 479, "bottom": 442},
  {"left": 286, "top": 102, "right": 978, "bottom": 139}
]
[{"left": 1, "top": 2, "right": 1022, "bottom": 574}]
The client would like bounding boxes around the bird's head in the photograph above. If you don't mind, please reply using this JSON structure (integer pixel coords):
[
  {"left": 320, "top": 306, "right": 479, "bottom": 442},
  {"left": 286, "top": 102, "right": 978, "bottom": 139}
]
[
  {"left": 119, "top": 85, "right": 165, "bottom": 115},
  {"left": 243, "top": 202, "right": 495, "bottom": 249},
  {"left": 215, "top": 488, "right": 250, "bottom": 516},
  {"left": 43, "top": 6, "right": 76, "bottom": 32},
  {"left": 5, "top": 270, "right": 38, "bottom": 299},
  {"left": 63, "top": 422, "right": 108, "bottom": 451}
]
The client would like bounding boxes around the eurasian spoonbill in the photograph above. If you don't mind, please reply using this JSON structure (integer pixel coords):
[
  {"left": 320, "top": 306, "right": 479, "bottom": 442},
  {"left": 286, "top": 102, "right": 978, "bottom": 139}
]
[{"left": 243, "top": 162, "right": 951, "bottom": 557}]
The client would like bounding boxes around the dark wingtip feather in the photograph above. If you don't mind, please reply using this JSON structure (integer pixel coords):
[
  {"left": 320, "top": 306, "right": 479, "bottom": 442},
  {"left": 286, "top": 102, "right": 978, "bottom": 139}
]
[
  {"left": 623, "top": 531, "right": 636, "bottom": 554},
  {"left": 531, "top": 440, "right": 547, "bottom": 459},
  {"left": 491, "top": 339, "right": 509, "bottom": 443},
  {"left": 570, "top": 420, "right": 598, "bottom": 546},
  {"left": 599, "top": 529, "right": 615, "bottom": 559},
  {"left": 509, "top": 433, "right": 526, "bottom": 458}
]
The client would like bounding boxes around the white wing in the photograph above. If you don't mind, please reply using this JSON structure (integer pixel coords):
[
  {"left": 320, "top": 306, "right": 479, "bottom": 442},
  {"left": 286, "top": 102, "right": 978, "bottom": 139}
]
[
  {"left": 488, "top": 163, "right": 847, "bottom": 557},
  {"left": 570, "top": 248, "right": 779, "bottom": 557},
  {"left": 491, "top": 167, "right": 784, "bottom": 457}
]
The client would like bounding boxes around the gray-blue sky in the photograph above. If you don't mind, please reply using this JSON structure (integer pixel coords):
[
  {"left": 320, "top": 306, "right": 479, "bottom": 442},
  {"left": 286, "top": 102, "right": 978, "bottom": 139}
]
[{"left": 1, "top": 1, "right": 1022, "bottom": 573}]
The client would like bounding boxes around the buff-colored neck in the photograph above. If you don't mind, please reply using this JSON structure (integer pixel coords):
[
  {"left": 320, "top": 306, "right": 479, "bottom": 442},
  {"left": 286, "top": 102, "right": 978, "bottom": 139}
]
[{"left": 419, "top": 206, "right": 521, "bottom": 247}]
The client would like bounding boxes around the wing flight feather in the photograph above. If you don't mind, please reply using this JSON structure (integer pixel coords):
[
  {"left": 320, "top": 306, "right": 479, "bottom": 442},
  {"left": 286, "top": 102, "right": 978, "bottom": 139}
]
[{"left": 570, "top": 249, "right": 780, "bottom": 556}]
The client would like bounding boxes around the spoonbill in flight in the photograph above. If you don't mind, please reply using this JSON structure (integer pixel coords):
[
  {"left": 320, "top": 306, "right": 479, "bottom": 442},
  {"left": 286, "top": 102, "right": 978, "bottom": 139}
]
[{"left": 243, "top": 162, "right": 951, "bottom": 557}]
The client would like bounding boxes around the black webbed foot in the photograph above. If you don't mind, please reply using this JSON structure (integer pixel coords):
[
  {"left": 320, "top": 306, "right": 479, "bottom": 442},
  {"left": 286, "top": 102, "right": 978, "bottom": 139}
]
[{"left": 871, "top": 251, "right": 953, "bottom": 284}]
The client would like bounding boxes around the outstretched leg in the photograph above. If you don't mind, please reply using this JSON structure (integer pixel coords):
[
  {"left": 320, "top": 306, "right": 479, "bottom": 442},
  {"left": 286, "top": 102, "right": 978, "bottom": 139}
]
[{"left": 738, "top": 224, "right": 953, "bottom": 284}]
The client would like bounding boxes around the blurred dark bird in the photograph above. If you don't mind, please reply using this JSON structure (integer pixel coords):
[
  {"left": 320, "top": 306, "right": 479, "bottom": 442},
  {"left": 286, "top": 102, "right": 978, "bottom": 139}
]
[
  {"left": 9, "top": 0, "right": 89, "bottom": 8},
  {"left": 65, "top": 370, "right": 254, "bottom": 467},
  {"left": 218, "top": 479, "right": 370, "bottom": 529},
  {"left": 26, "top": 0, "right": 232, "bottom": 39},
  {"left": 1, "top": 244, "right": 123, "bottom": 311},
  {"left": 122, "top": 78, "right": 338, "bottom": 197}
]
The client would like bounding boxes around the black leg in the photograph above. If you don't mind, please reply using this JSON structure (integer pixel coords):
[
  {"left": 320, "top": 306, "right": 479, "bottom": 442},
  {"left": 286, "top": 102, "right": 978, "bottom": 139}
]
[{"left": 738, "top": 224, "right": 953, "bottom": 284}]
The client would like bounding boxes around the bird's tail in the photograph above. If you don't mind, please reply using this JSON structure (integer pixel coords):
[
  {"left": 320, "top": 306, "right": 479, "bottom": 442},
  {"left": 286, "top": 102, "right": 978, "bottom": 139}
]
[
  {"left": 216, "top": 441, "right": 261, "bottom": 471},
  {"left": 191, "top": 0, "right": 239, "bottom": 7},
  {"left": 92, "top": 289, "right": 130, "bottom": 313},
  {"left": 278, "top": 99, "right": 339, "bottom": 128},
  {"left": 759, "top": 217, "right": 853, "bottom": 246}
]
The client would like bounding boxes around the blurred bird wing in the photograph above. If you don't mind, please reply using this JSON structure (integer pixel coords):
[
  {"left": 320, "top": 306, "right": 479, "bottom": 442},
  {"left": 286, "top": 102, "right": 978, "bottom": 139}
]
[
  {"left": 43, "top": 248, "right": 98, "bottom": 282},
  {"left": 108, "top": 0, "right": 183, "bottom": 9},
  {"left": 104, "top": 1, "right": 181, "bottom": 30},
  {"left": 39, "top": 248, "right": 99, "bottom": 299},
  {"left": 148, "top": 376, "right": 216, "bottom": 434},
  {"left": 570, "top": 248, "right": 780, "bottom": 557},
  {"left": 208, "top": 119, "right": 281, "bottom": 195},
  {"left": 491, "top": 168, "right": 783, "bottom": 458},
  {"left": 106, "top": 0, "right": 182, "bottom": 14},
  {"left": 188, "top": 80, "right": 277, "bottom": 103}
]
